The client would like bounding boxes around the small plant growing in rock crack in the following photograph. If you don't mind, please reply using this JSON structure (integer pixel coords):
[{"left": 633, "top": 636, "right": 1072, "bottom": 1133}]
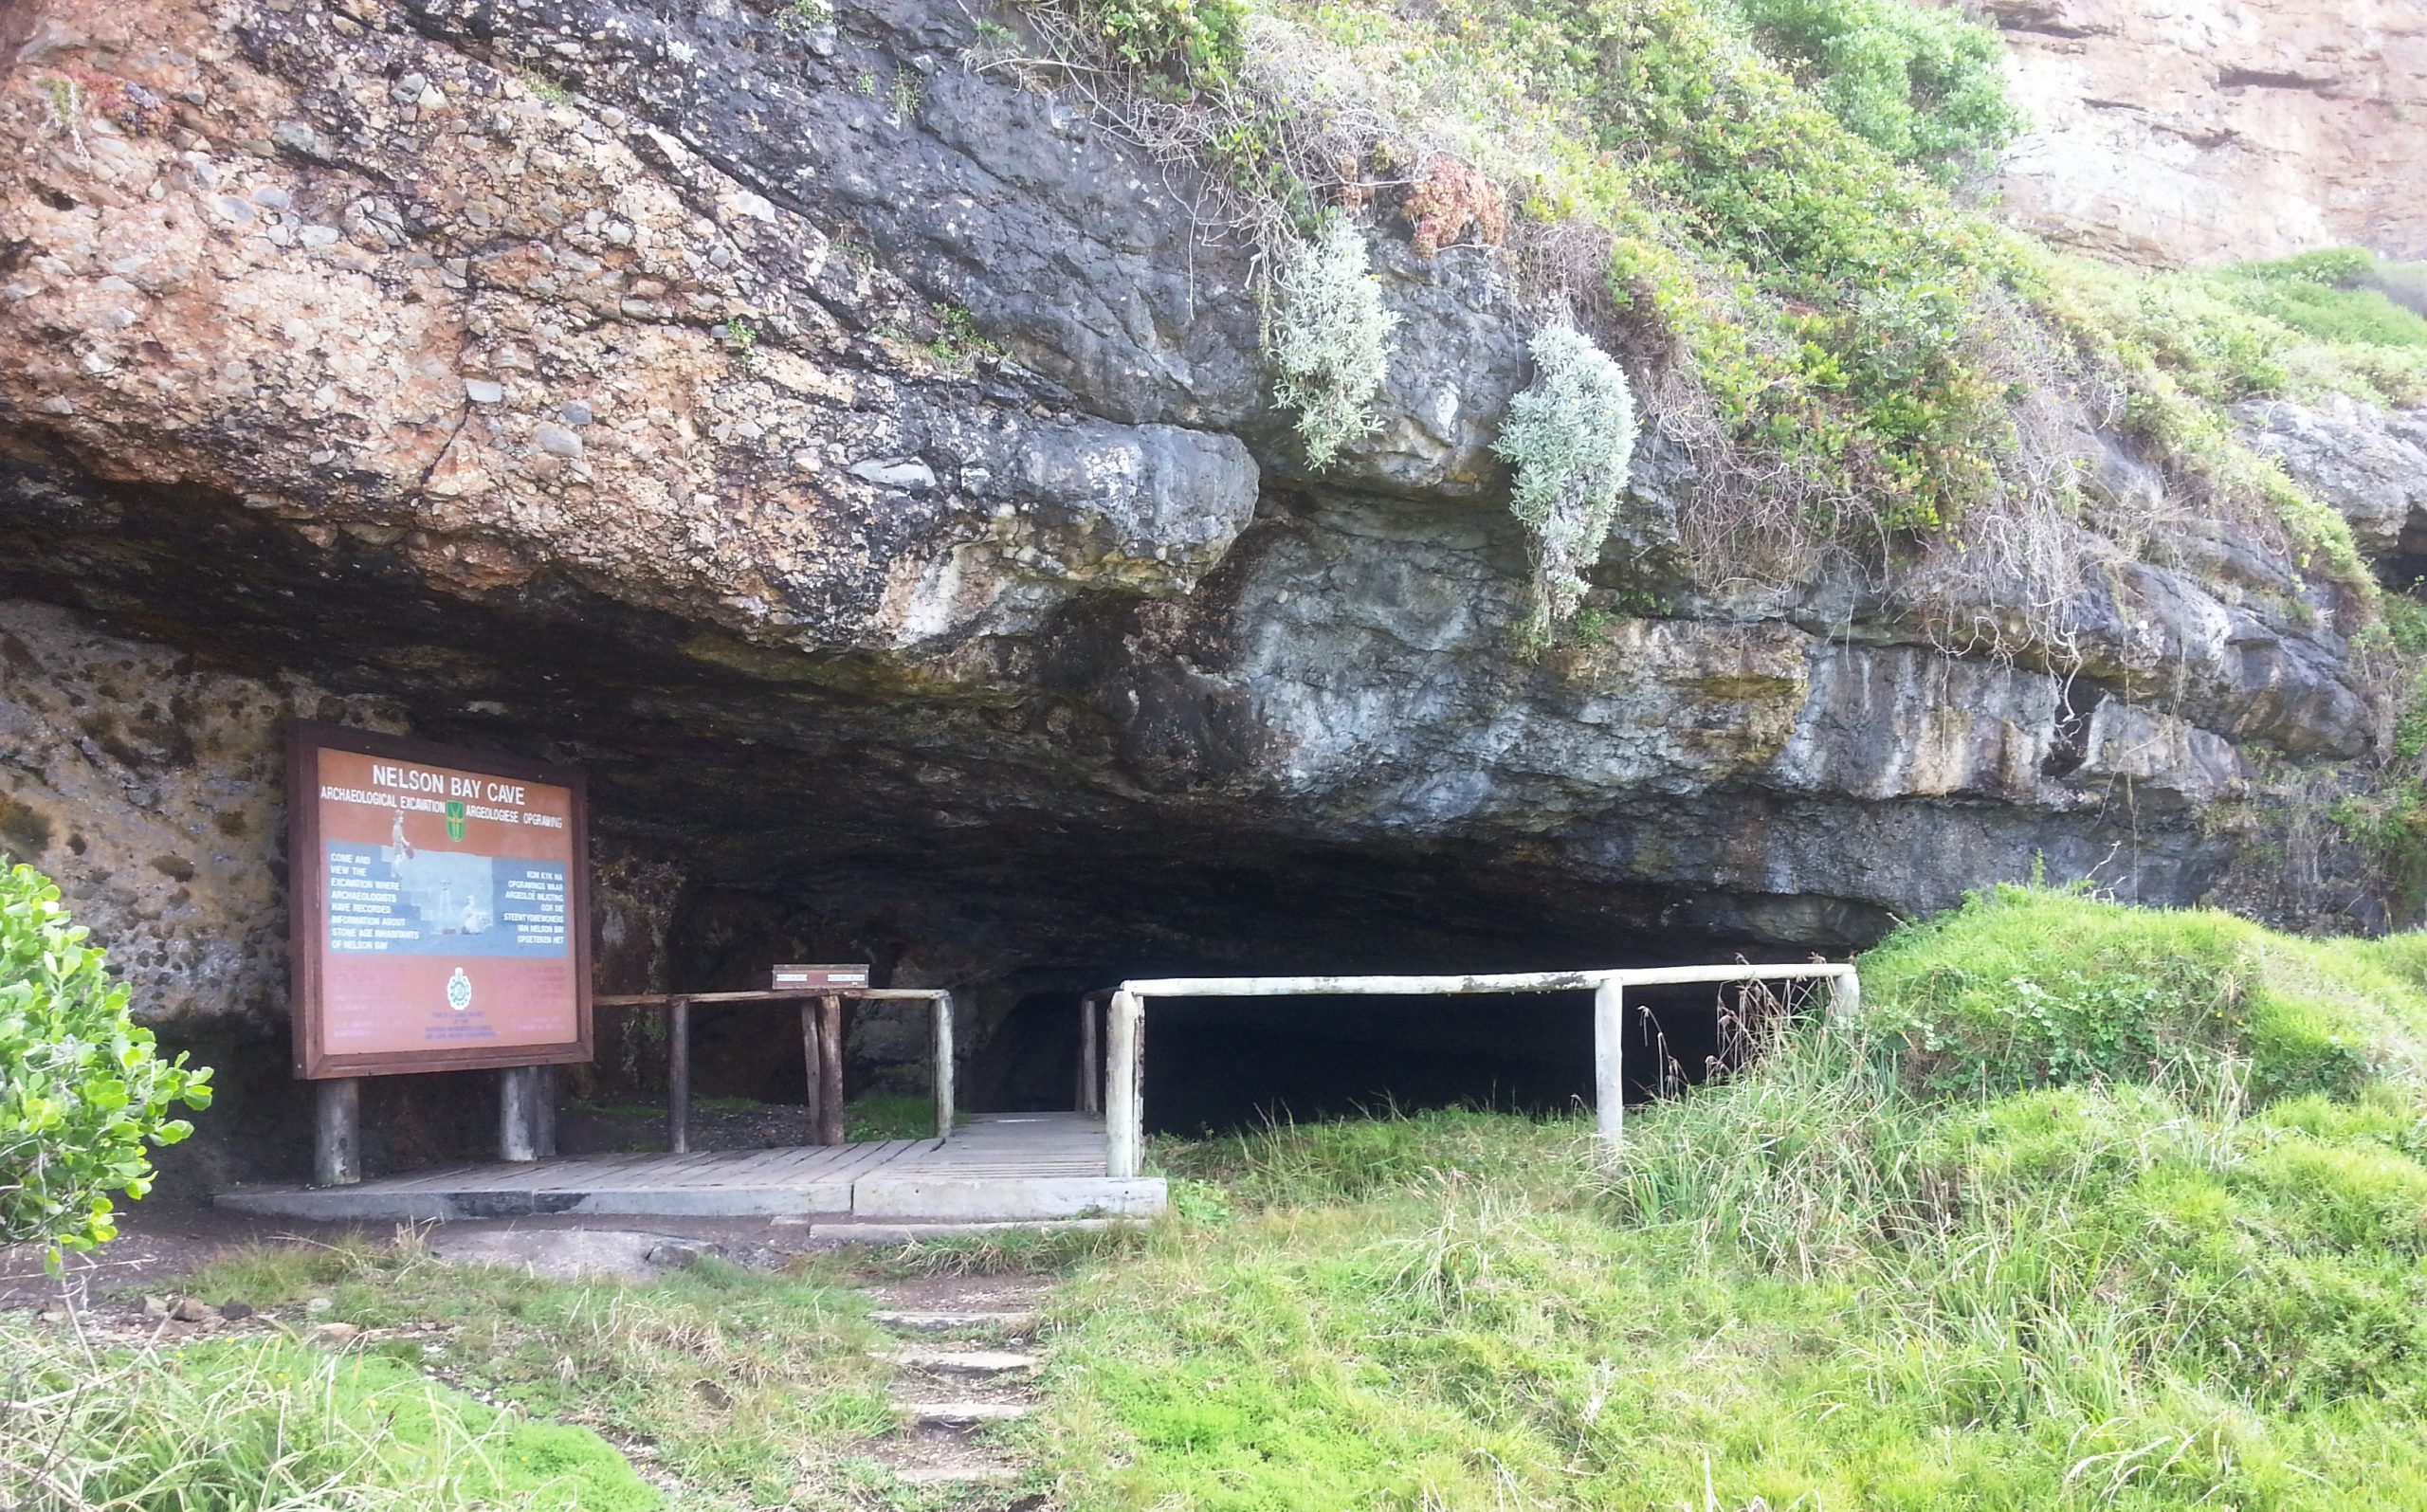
[
  {"left": 921, "top": 304, "right": 1003, "bottom": 372},
  {"left": 1494, "top": 324, "right": 1636, "bottom": 644},
  {"left": 890, "top": 67, "right": 924, "bottom": 120},
  {"left": 36, "top": 76, "right": 87, "bottom": 156},
  {"left": 721, "top": 317, "right": 760, "bottom": 370},
  {"left": 1267, "top": 214, "right": 1399, "bottom": 470},
  {"left": 520, "top": 70, "right": 571, "bottom": 105},
  {"left": 779, "top": 0, "right": 833, "bottom": 29}
]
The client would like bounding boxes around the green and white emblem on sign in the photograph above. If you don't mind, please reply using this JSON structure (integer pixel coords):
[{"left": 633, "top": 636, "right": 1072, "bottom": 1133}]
[
  {"left": 445, "top": 800, "right": 468, "bottom": 841},
  {"left": 446, "top": 967, "right": 473, "bottom": 1011}
]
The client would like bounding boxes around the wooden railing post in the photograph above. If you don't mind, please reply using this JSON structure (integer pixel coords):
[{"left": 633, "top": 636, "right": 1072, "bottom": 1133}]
[
  {"left": 666, "top": 995, "right": 693, "bottom": 1156},
  {"left": 799, "top": 996, "right": 823, "bottom": 1133},
  {"left": 499, "top": 1065, "right": 543, "bottom": 1162},
  {"left": 1105, "top": 989, "right": 1144, "bottom": 1179},
  {"left": 314, "top": 1077, "right": 361, "bottom": 1186},
  {"left": 933, "top": 992, "right": 957, "bottom": 1140},
  {"left": 1593, "top": 978, "right": 1625, "bottom": 1168},
  {"left": 816, "top": 993, "right": 846, "bottom": 1146},
  {"left": 534, "top": 1065, "right": 557, "bottom": 1158},
  {"left": 1830, "top": 967, "right": 1862, "bottom": 1023},
  {"left": 1077, "top": 993, "right": 1101, "bottom": 1114}
]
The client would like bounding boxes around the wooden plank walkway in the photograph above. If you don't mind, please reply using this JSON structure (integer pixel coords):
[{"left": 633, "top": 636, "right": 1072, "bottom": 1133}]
[{"left": 215, "top": 1113, "right": 1165, "bottom": 1223}]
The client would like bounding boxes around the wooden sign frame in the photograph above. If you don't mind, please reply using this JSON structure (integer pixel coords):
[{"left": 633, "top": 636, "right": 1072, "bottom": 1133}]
[
  {"left": 771, "top": 964, "right": 871, "bottom": 992},
  {"left": 286, "top": 721, "right": 593, "bottom": 1079}
]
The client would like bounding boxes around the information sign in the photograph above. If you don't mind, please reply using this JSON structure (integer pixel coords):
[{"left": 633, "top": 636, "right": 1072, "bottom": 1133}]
[{"left": 286, "top": 723, "right": 592, "bottom": 1077}]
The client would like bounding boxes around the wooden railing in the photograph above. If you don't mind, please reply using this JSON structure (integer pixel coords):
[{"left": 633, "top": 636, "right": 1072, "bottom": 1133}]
[
  {"left": 594, "top": 988, "right": 956, "bottom": 1155},
  {"left": 1092, "top": 964, "right": 1861, "bottom": 1176}
]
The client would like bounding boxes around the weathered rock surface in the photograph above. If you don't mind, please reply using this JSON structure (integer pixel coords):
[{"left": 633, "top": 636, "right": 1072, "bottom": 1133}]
[
  {"left": 2237, "top": 396, "right": 2427, "bottom": 572},
  {"left": 0, "top": 599, "right": 396, "bottom": 1028},
  {"left": 1983, "top": 0, "right": 2427, "bottom": 266},
  {"left": 0, "top": 0, "right": 2406, "bottom": 1102}
]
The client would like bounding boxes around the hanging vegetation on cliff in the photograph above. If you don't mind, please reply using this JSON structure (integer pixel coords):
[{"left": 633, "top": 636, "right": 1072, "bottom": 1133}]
[{"left": 1006, "top": 0, "right": 2413, "bottom": 655}]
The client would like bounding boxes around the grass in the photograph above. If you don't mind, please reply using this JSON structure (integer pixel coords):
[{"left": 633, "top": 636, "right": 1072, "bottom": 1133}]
[
  {"left": 0, "top": 1324, "right": 657, "bottom": 1509},
  {"left": 845, "top": 1090, "right": 943, "bottom": 1141},
  {"left": 169, "top": 1235, "right": 898, "bottom": 1507},
  {"left": 28, "top": 887, "right": 2427, "bottom": 1507},
  {"left": 1035, "top": 884, "right": 2427, "bottom": 1508}
]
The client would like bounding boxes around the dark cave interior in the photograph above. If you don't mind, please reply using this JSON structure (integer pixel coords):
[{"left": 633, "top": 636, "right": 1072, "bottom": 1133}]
[{"left": 2, "top": 461, "right": 1854, "bottom": 1177}]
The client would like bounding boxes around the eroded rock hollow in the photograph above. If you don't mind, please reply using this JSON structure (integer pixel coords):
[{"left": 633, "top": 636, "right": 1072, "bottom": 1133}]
[{"left": 0, "top": 0, "right": 2419, "bottom": 1174}]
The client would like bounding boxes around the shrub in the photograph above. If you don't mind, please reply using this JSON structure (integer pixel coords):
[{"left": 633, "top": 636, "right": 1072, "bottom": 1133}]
[
  {"left": 1736, "top": 0, "right": 2022, "bottom": 181},
  {"left": 1493, "top": 324, "right": 1637, "bottom": 639},
  {"left": 1404, "top": 155, "right": 1506, "bottom": 258},
  {"left": 1068, "top": 0, "right": 1249, "bottom": 88},
  {"left": 1267, "top": 214, "right": 1400, "bottom": 469},
  {"left": 0, "top": 862, "right": 211, "bottom": 1258}
]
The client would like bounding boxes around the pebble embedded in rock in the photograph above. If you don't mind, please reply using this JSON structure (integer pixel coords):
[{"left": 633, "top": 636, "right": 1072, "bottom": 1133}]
[
  {"left": 270, "top": 120, "right": 321, "bottom": 157},
  {"left": 464, "top": 378, "right": 504, "bottom": 404},
  {"left": 558, "top": 399, "right": 593, "bottom": 427},
  {"left": 849, "top": 458, "right": 937, "bottom": 490},
  {"left": 535, "top": 423, "right": 584, "bottom": 458}
]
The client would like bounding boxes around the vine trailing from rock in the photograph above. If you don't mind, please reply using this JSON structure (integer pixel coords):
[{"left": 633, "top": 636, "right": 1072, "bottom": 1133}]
[
  {"left": 1267, "top": 215, "right": 1401, "bottom": 468},
  {"left": 1495, "top": 325, "right": 1637, "bottom": 641}
]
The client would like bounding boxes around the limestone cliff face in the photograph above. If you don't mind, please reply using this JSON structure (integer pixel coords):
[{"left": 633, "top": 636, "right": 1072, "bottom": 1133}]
[
  {"left": 1982, "top": 0, "right": 2427, "bottom": 266},
  {"left": 0, "top": 0, "right": 2413, "bottom": 1052}
]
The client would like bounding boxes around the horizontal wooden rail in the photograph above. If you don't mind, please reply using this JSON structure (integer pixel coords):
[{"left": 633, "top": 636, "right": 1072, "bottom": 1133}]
[
  {"left": 1101, "top": 962, "right": 1858, "bottom": 1177},
  {"left": 593, "top": 988, "right": 950, "bottom": 1007},
  {"left": 1118, "top": 963, "right": 1856, "bottom": 998}
]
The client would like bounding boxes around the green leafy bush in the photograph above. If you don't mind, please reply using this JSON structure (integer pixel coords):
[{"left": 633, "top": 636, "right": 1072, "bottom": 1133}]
[
  {"left": 1268, "top": 214, "right": 1400, "bottom": 468},
  {"left": 1062, "top": 0, "right": 1249, "bottom": 86},
  {"left": 1736, "top": 0, "right": 2022, "bottom": 180},
  {"left": 1494, "top": 323, "right": 1636, "bottom": 638},
  {"left": 0, "top": 862, "right": 211, "bottom": 1257}
]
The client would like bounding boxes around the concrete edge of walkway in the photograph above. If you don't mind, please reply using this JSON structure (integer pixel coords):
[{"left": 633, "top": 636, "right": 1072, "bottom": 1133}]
[
  {"left": 851, "top": 1175, "right": 1168, "bottom": 1220},
  {"left": 214, "top": 1176, "right": 1169, "bottom": 1224},
  {"left": 812, "top": 1215, "right": 1151, "bottom": 1244}
]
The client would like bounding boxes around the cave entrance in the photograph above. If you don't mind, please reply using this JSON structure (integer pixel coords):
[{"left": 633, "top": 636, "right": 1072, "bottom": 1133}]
[
  {"left": 1083, "top": 966, "right": 1860, "bottom": 1175},
  {"left": 1139, "top": 991, "right": 1597, "bottom": 1135}
]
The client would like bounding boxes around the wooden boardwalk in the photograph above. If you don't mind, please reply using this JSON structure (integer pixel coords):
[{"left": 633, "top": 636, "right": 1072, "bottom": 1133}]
[{"left": 215, "top": 1113, "right": 1164, "bottom": 1223}]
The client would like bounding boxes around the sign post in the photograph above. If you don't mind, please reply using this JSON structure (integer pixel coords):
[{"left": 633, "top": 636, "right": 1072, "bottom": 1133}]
[{"left": 286, "top": 723, "right": 592, "bottom": 1179}]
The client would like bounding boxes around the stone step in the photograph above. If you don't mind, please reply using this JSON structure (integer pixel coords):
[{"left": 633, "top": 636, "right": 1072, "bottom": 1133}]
[
  {"left": 870, "top": 1308, "right": 1038, "bottom": 1334},
  {"left": 891, "top": 1463, "right": 1022, "bottom": 1487},
  {"left": 895, "top": 1399, "right": 1032, "bottom": 1427},
  {"left": 879, "top": 1347, "right": 1040, "bottom": 1376},
  {"left": 801, "top": 1215, "right": 1147, "bottom": 1244}
]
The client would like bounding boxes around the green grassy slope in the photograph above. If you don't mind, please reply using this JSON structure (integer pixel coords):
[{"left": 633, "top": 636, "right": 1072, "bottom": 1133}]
[{"left": 1040, "top": 885, "right": 2427, "bottom": 1509}]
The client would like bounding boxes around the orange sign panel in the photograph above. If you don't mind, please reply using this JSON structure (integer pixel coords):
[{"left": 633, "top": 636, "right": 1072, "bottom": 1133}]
[{"left": 288, "top": 724, "right": 593, "bottom": 1078}]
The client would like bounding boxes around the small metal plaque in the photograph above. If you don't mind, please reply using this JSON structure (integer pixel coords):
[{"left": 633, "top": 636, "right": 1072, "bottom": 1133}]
[{"left": 772, "top": 963, "right": 870, "bottom": 991}]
